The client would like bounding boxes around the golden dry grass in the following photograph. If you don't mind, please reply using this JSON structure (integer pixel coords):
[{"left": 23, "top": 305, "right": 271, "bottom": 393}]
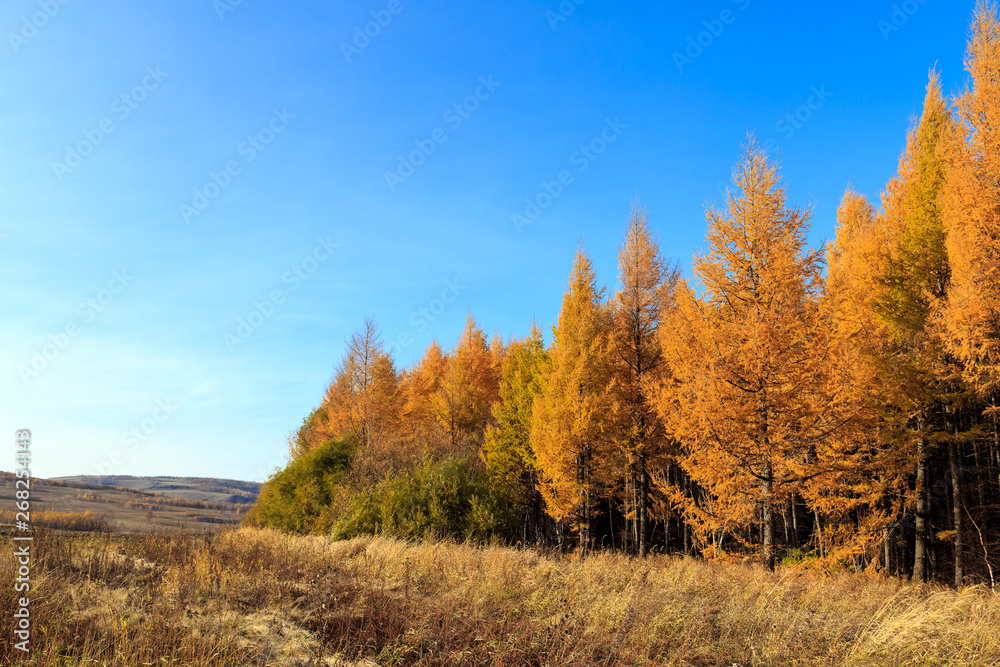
[
  {"left": 0, "top": 509, "right": 113, "bottom": 532},
  {"left": 1, "top": 527, "right": 997, "bottom": 665}
]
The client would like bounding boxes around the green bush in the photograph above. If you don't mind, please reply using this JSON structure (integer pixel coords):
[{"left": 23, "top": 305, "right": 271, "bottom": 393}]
[
  {"left": 781, "top": 548, "right": 820, "bottom": 567},
  {"left": 331, "top": 456, "right": 515, "bottom": 542},
  {"left": 243, "top": 437, "right": 355, "bottom": 534}
]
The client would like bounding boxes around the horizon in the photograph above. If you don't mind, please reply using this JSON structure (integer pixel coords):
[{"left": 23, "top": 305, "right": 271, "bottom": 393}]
[{"left": 2, "top": 0, "right": 977, "bottom": 480}]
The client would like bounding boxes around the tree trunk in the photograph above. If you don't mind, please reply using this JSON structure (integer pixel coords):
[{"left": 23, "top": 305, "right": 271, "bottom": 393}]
[
  {"left": 684, "top": 475, "right": 692, "bottom": 555},
  {"left": 782, "top": 502, "right": 791, "bottom": 548},
  {"left": 950, "top": 439, "right": 963, "bottom": 588},
  {"left": 630, "top": 462, "right": 639, "bottom": 553},
  {"left": 758, "top": 389, "right": 774, "bottom": 571},
  {"left": 972, "top": 440, "right": 986, "bottom": 509},
  {"left": 762, "top": 461, "right": 775, "bottom": 571},
  {"left": 664, "top": 464, "right": 673, "bottom": 553},
  {"left": 814, "top": 511, "right": 824, "bottom": 559},
  {"left": 608, "top": 497, "right": 615, "bottom": 551},
  {"left": 913, "top": 436, "right": 928, "bottom": 584},
  {"left": 884, "top": 524, "right": 892, "bottom": 574},
  {"left": 578, "top": 453, "right": 589, "bottom": 559},
  {"left": 522, "top": 509, "right": 528, "bottom": 547},
  {"left": 639, "top": 454, "right": 649, "bottom": 557},
  {"left": 532, "top": 480, "right": 543, "bottom": 548},
  {"left": 790, "top": 493, "right": 799, "bottom": 548},
  {"left": 993, "top": 402, "right": 1000, "bottom": 511}
]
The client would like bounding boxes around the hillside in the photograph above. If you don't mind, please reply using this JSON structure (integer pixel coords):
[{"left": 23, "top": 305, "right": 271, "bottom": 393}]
[
  {"left": 0, "top": 473, "right": 255, "bottom": 534},
  {"left": 54, "top": 475, "right": 260, "bottom": 505}
]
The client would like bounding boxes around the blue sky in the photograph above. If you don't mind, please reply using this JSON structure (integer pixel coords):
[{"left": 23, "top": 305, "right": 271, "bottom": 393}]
[{"left": 0, "top": 0, "right": 977, "bottom": 480}]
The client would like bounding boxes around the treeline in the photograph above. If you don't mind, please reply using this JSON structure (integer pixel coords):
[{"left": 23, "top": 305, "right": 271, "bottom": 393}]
[
  {"left": 248, "top": 5, "right": 1000, "bottom": 586},
  {"left": 72, "top": 490, "right": 251, "bottom": 514}
]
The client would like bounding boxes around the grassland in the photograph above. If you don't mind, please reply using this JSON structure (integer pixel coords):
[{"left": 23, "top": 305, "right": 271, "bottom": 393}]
[
  {"left": 54, "top": 475, "right": 259, "bottom": 506},
  {"left": 0, "top": 474, "right": 250, "bottom": 534},
  {"left": 1, "top": 526, "right": 997, "bottom": 666}
]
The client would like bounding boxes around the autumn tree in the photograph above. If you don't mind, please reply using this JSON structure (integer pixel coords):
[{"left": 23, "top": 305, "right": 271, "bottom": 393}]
[
  {"left": 396, "top": 340, "right": 450, "bottom": 461},
  {"left": 825, "top": 191, "right": 886, "bottom": 338},
  {"left": 940, "top": 3, "right": 1000, "bottom": 396},
  {"left": 482, "top": 324, "right": 551, "bottom": 545},
  {"left": 287, "top": 406, "right": 329, "bottom": 460},
  {"left": 433, "top": 315, "right": 501, "bottom": 450},
  {"left": 532, "top": 247, "right": 613, "bottom": 557},
  {"left": 321, "top": 318, "right": 400, "bottom": 452},
  {"left": 401, "top": 340, "right": 447, "bottom": 425},
  {"left": 935, "top": 5, "right": 1000, "bottom": 585},
  {"left": 821, "top": 189, "right": 915, "bottom": 570},
  {"left": 608, "top": 200, "right": 678, "bottom": 556},
  {"left": 655, "top": 141, "right": 848, "bottom": 570},
  {"left": 489, "top": 328, "right": 508, "bottom": 375},
  {"left": 874, "top": 72, "right": 963, "bottom": 583}
]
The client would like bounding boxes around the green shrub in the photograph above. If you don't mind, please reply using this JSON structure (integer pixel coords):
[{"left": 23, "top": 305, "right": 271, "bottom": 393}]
[
  {"left": 243, "top": 437, "right": 355, "bottom": 534},
  {"left": 331, "top": 456, "right": 515, "bottom": 542},
  {"left": 781, "top": 548, "right": 820, "bottom": 567}
]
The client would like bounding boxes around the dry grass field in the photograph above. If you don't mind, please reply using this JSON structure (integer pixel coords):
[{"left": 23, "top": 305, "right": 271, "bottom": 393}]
[
  {"left": 1, "top": 526, "right": 997, "bottom": 666},
  {"left": 54, "top": 475, "right": 259, "bottom": 506},
  {"left": 0, "top": 474, "right": 249, "bottom": 534}
]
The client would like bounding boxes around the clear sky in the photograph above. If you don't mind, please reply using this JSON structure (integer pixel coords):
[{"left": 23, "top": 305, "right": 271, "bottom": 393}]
[{"left": 0, "top": 0, "right": 977, "bottom": 481}]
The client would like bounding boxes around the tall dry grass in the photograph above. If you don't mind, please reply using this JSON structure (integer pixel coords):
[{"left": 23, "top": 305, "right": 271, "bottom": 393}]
[{"left": 0, "top": 527, "right": 997, "bottom": 665}]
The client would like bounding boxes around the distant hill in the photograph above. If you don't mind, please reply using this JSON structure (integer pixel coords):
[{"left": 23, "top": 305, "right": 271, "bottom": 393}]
[
  {"left": 54, "top": 475, "right": 260, "bottom": 505},
  {"left": 0, "top": 472, "right": 258, "bottom": 534}
]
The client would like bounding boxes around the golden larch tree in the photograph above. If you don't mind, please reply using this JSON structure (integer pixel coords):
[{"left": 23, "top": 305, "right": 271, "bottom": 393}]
[
  {"left": 322, "top": 318, "right": 400, "bottom": 451},
  {"left": 433, "top": 314, "right": 501, "bottom": 450},
  {"left": 532, "top": 247, "right": 613, "bottom": 557},
  {"left": 609, "top": 200, "right": 677, "bottom": 556},
  {"left": 655, "top": 141, "right": 841, "bottom": 570},
  {"left": 397, "top": 340, "right": 450, "bottom": 460},
  {"left": 819, "top": 189, "right": 913, "bottom": 571},
  {"left": 875, "top": 71, "right": 961, "bottom": 583},
  {"left": 940, "top": 3, "right": 1000, "bottom": 395},
  {"left": 482, "top": 324, "right": 551, "bottom": 545}
]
